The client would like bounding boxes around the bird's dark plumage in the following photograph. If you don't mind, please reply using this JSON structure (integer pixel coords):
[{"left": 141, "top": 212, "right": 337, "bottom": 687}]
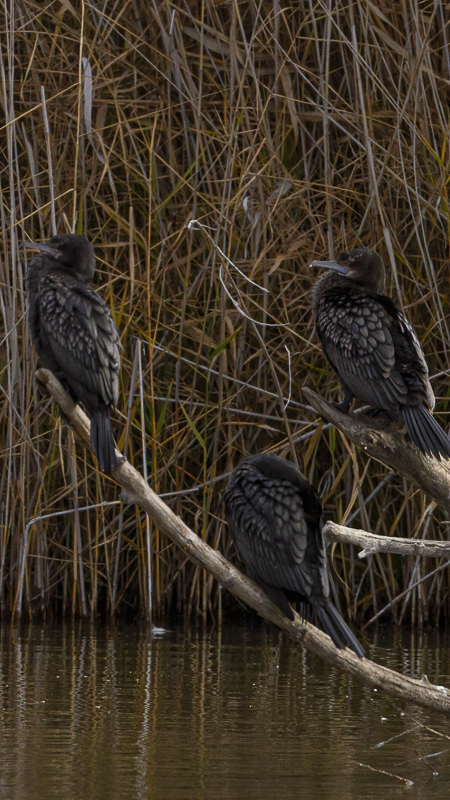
[
  {"left": 223, "top": 453, "right": 364, "bottom": 657},
  {"left": 310, "top": 248, "right": 450, "bottom": 460},
  {"left": 25, "top": 233, "right": 120, "bottom": 473}
]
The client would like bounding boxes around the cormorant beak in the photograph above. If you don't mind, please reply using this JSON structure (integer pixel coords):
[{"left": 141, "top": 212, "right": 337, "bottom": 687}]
[
  {"left": 23, "top": 241, "right": 60, "bottom": 258},
  {"left": 309, "top": 259, "right": 350, "bottom": 275}
]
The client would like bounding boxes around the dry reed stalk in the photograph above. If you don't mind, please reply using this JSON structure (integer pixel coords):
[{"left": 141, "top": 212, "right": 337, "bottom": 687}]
[{"left": 1, "top": 1, "right": 450, "bottom": 621}]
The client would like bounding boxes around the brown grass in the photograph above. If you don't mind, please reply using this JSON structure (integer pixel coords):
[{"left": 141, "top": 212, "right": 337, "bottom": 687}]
[{"left": 1, "top": 0, "right": 450, "bottom": 624}]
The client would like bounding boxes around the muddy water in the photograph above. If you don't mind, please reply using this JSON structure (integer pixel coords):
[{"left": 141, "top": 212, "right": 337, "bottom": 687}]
[{"left": 0, "top": 621, "right": 449, "bottom": 800}]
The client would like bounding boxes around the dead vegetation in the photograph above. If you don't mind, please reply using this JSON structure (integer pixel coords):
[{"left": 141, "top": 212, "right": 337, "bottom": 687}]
[{"left": 1, "top": 1, "right": 450, "bottom": 623}]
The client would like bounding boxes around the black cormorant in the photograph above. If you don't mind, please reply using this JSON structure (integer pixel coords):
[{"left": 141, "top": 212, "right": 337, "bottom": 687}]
[
  {"left": 25, "top": 233, "right": 120, "bottom": 474},
  {"left": 310, "top": 248, "right": 450, "bottom": 460},
  {"left": 223, "top": 453, "right": 364, "bottom": 657}
]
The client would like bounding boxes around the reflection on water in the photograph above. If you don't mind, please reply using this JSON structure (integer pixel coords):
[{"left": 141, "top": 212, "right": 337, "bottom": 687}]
[{"left": 0, "top": 621, "right": 449, "bottom": 800}]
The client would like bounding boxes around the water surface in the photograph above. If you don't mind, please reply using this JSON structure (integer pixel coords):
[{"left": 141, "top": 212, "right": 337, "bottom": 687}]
[{"left": 0, "top": 622, "right": 449, "bottom": 799}]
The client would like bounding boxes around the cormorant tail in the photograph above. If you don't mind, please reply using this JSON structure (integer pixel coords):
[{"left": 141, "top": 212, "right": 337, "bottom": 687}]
[
  {"left": 316, "top": 604, "right": 365, "bottom": 658},
  {"left": 402, "top": 405, "right": 450, "bottom": 461},
  {"left": 91, "top": 409, "right": 118, "bottom": 474}
]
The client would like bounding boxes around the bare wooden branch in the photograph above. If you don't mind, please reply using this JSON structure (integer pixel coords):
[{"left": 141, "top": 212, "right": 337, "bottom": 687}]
[
  {"left": 34, "top": 368, "right": 450, "bottom": 715},
  {"left": 324, "top": 521, "right": 450, "bottom": 559},
  {"left": 303, "top": 386, "right": 450, "bottom": 512}
]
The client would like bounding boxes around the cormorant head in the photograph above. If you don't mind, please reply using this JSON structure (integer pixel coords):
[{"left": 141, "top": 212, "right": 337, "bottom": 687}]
[
  {"left": 24, "top": 234, "right": 96, "bottom": 280},
  {"left": 239, "top": 452, "right": 305, "bottom": 483},
  {"left": 310, "top": 248, "right": 385, "bottom": 293},
  {"left": 233, "top": 453, "right": 322, "bottom": 515}
]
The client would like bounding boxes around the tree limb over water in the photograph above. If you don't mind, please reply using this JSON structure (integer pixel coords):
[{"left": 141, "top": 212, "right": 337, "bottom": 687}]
[
  {"left": 325, "top": 521, "right": 450, "bottom": 559},
  {"left": 35, "top": 368, "right": 450, "bottom": 716},
  {"left": 303, "top": 386, "right": 450, "bottom": 512}
]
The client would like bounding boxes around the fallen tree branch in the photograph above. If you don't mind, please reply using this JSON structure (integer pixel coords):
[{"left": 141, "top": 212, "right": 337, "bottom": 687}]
[
  {"left": 324, "top": 521, "right": 450, "bottom": 559},
  {"left": 32, "top": 368, "right": 450, "bottom": 715},
  {"left": 303, "top": 386, "right": 450, "bottom": 512},
  {"left": 325, "top": 523, "right": 450, "bottom": 629}
]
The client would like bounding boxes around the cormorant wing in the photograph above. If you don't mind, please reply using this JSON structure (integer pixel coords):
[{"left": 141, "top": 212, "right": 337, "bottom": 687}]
[
  {"left": 226, "top": 475, "right": 327, "bottom": 601},
  {"left": 377, "top": 295, "right": 434, "bottom": 408},
  {"left": 37, "top": 272, "right": 120, "bottom": 407},
  {"left": 316, "top": 287, "right": 410, "bottom": 408}
]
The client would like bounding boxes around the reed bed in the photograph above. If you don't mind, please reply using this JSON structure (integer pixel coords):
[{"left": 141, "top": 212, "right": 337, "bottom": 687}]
[{"left": 1, "top": 0, "right": 450, "bottom": 625}]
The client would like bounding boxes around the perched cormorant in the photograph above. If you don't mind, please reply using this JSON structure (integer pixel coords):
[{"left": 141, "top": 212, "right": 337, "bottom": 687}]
[
  {"left": 223, "top": 453, "right": 364, "bottom": 657},
  {"left": 310, "top": 248, "right": 450, "bottom": 461},
  {"left": 25, "top": 233, "right": 120, "bottom": 473}
]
